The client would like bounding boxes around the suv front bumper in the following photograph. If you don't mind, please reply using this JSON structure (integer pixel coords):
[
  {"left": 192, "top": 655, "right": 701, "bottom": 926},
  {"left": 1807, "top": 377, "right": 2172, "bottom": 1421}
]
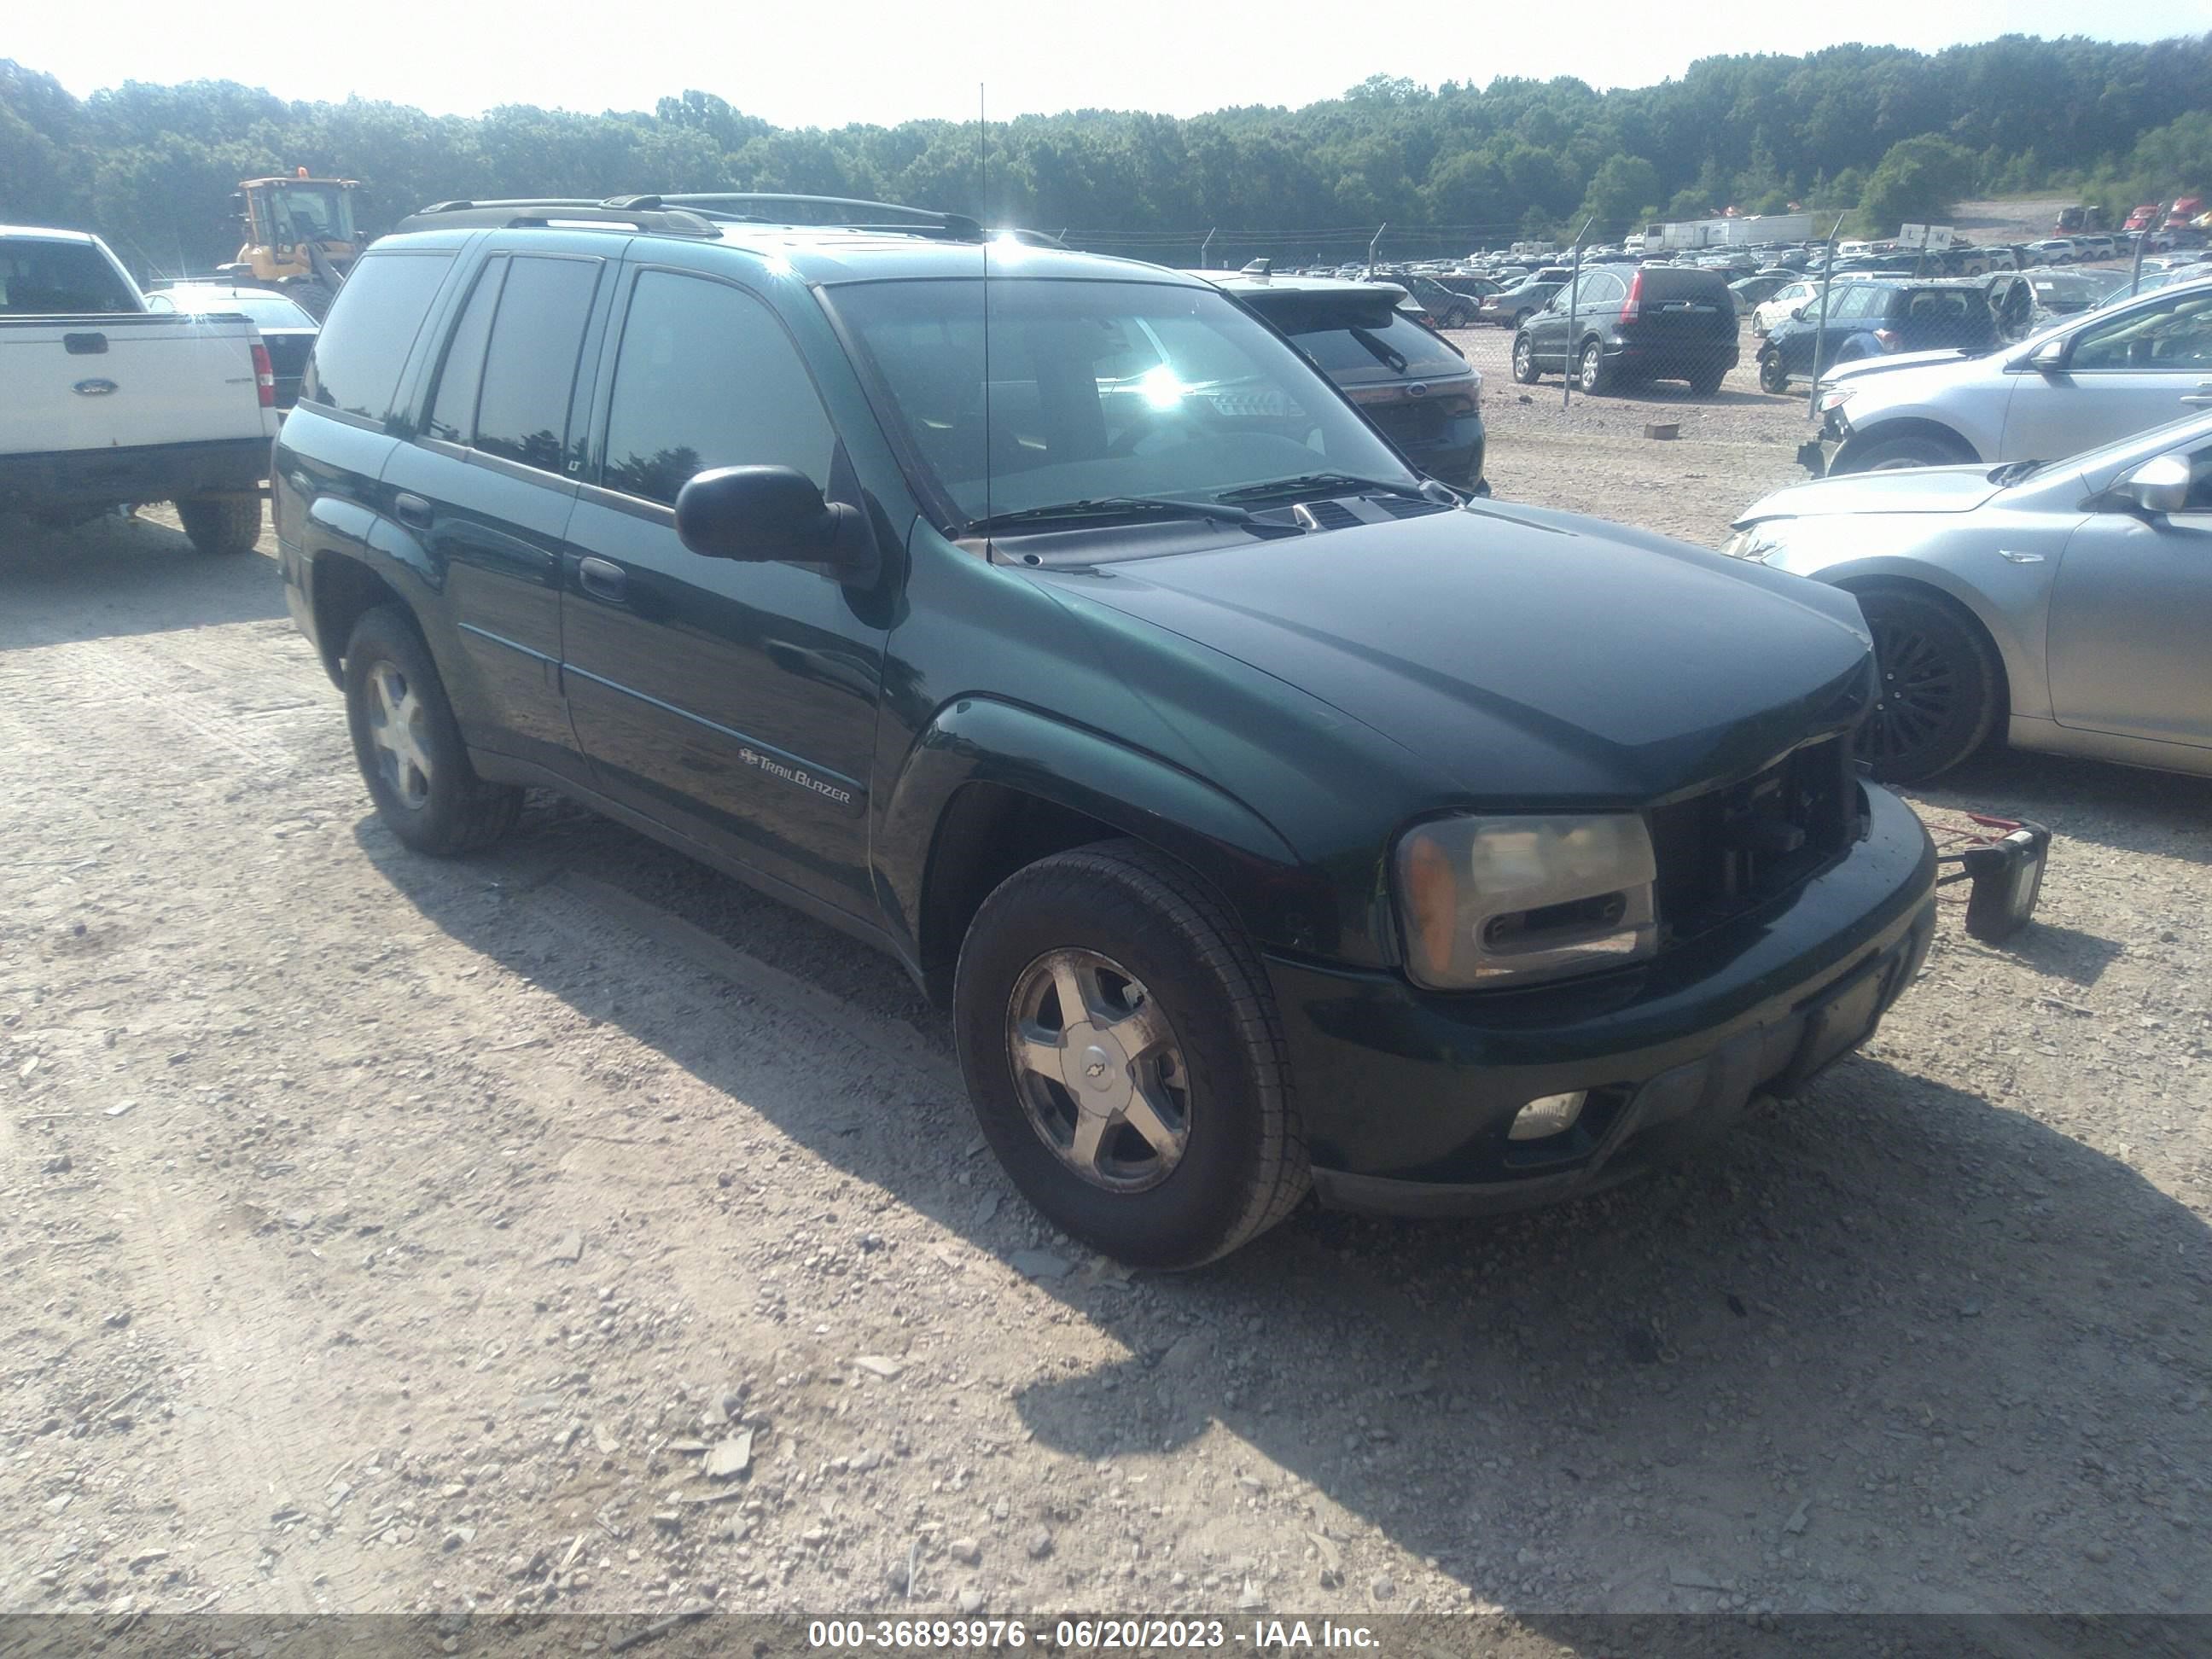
[{"left": 1266, "top": 783, "right": 1936, "bottom": 1216}]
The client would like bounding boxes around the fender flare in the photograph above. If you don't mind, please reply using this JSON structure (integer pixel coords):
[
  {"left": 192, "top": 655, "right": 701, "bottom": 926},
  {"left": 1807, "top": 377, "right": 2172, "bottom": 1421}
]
[{"left": 876, "top": 696, "right": 1327, "bottom": 966}]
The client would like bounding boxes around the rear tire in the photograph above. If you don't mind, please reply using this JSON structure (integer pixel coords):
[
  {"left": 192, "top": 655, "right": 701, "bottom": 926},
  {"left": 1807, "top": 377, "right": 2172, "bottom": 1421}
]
[
  {"left": 1689, "top": 366, "right": 1726, "bottom": 396},
  {"left": 952, "top": 840, "right": 1308, "bottom": 1271},
  {"left": 342, "top": 605, "right": 523, "bottom": 855},
  {"left": 1852, "top": 586, "right": 2003, "bottom": 783},
  {"left": 1576, "top": 340, "right": 1608, "bottom": 395},
  {"left": 176, "top": 494, "right": 262, "bottom": 556}
]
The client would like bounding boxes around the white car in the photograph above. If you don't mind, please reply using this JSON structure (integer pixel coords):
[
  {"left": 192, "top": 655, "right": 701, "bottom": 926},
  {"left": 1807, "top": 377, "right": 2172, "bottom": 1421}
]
[
  {"left": 1751, "top": 277, "right": 1830, "bottom": 337},
  {"left": 1802, "top": 275, "right": 2212, "bottom": 474}
]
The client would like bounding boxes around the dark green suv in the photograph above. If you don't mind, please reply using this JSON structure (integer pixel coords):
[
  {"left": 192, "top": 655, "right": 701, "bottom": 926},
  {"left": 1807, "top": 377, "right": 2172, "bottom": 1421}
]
[{"left": 275, "top": 195, "right": 1938, "bottom": 1270}]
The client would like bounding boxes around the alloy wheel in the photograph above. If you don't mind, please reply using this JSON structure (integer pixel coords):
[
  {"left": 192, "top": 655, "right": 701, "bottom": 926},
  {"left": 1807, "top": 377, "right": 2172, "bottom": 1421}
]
[
  {"left": 1859, "top": 615, "right": 1956, "bottom": 767},
  {"left": 365, "top": 661, "right": 434, "bottom": 810},
  {"left": 1004, "top": 947, "right": 1190, "bottom": 1192}
]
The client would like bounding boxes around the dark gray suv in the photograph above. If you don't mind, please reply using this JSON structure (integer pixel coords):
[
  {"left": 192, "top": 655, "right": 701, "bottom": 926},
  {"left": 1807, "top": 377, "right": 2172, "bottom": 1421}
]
[{"left": 1511, "top": 265, "right": 1740, "bottom": 395}]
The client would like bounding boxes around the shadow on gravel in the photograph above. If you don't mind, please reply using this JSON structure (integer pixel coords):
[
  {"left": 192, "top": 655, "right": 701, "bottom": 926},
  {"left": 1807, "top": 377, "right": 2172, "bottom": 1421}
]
[
  {"left": 359, "top": 804, "right": 2212, "bottom": 1622},
  {"left": 0, "top": 510, "right": 282, "bottom": 647}
]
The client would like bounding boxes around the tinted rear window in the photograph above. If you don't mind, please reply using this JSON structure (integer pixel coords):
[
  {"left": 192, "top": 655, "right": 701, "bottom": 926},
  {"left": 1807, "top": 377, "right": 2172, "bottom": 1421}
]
[
  {"left": 1248, "top": 298, "right": 1464, "bottom": 378},
  {"left": 0, "top": 239, "right": 138, "bottom": 314},
  {"left": 1636, "top": 268, "right": 1732, "bottom": 301},
  {"left": 472, "top": 255, "right": 602, "bottom": 472},
  {"left": 301, "top": 252, "right": 453, "bottom": 422}
]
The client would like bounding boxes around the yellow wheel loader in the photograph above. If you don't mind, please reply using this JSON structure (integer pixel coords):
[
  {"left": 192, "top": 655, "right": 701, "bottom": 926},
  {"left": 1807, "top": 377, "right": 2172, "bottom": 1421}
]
[{"left": 216, "top": 169, "right": 361, "bottom": 320}]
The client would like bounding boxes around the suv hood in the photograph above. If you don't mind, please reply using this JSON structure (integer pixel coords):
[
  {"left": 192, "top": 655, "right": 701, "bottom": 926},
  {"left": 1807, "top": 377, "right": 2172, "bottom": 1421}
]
[
  {"left": 1738, "top": 463, "right": 2004, "bottom": 526},
  {"left": 1040, "top": 503, "right": 1874, "bottom": 806}
]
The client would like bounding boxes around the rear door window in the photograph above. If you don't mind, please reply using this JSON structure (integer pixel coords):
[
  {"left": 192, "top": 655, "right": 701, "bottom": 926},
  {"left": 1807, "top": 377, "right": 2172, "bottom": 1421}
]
[
  {"left": 423, "top": 259, "right": 505, "bottom": 445},
  {"left": 473, "top": 255, "right": 603, "bottom": 473},
  {"left": 300, "top": 251, "right": 454, "bottom": 422}
]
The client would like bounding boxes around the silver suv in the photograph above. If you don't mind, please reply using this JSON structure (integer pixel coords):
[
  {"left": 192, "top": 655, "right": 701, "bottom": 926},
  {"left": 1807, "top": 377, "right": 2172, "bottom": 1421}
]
[{"left": 1803, "top": 276, "right": 2212, "bottom": 474}]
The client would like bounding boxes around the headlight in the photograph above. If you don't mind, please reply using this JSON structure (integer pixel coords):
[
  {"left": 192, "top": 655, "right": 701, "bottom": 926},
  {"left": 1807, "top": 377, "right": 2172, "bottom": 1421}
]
[
  {"left": 1720, "top": 525, "right": 1786, "bottom": 562},
  {"left": 1817, "top": 383, "right": 1856, "bottom": 414},
  {"left": 1394, "top": 814, "right": 1657, "bottom": 990}
]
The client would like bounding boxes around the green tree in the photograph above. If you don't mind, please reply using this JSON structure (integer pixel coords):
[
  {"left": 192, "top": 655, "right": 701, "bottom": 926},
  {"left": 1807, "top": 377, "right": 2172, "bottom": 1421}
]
[
  {"left": 1857, "top": 135, "right": 1977, "bottom": 235},
  {"left": 1576, "top": 153, "right": 1659, "bottom": 238}
]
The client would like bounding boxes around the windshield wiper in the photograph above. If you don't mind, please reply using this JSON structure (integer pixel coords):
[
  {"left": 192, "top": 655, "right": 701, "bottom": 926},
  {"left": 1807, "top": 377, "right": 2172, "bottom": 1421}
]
[
  {"left": 967, "top": 496, "right": 1261, "bottom": 534},
  {"left": 1215, "top": 471, "right": 1432, "bottom": 505}
]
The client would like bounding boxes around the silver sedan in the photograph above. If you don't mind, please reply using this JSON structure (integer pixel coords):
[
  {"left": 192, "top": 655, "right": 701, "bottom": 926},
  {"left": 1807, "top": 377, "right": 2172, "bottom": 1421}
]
[{"left": 1724, "top": 410, "right": 2212, "bottom": 783}]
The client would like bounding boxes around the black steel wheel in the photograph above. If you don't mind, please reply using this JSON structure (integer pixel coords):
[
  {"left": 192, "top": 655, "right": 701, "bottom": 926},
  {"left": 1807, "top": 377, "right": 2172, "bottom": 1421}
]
[
  {"left": 1853, "top": 586, "right": 2002, "bottom": 783},
  {"left": 1758, "top": 352, "right": 1790, "bottom": 393}
]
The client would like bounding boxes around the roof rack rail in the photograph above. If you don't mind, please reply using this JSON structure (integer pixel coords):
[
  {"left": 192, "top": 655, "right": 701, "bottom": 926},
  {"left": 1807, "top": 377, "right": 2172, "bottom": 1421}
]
[
  {"left": 655, "top": 193, "right": 984, "bottom": 241},
  {"left": 394, "top": 199, "right": 722, "bottom": 236}
]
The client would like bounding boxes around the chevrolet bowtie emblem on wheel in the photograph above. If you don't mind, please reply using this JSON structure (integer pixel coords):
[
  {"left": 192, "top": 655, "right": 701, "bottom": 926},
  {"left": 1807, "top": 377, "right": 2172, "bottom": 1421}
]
[{"left": 1085, "top": 1059, "right": 1108, "bottom": 1079}]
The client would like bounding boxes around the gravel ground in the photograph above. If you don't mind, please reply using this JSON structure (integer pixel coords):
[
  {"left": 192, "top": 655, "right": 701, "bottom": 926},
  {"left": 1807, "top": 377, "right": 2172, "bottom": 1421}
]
[{"left": 3, "top": 324, "right": 2209, "bottom": 1644}]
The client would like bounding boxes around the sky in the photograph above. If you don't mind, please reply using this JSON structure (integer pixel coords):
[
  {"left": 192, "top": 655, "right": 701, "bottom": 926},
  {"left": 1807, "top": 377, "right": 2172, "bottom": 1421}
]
[{"left": 9, "top": 1, "right": 2209, "bottom": 129}]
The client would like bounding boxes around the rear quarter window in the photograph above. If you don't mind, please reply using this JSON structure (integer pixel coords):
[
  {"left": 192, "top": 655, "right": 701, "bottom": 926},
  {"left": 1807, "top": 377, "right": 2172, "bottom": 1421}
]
[{"left": 300, "top": 252, "right": 455, "bottom": 423}]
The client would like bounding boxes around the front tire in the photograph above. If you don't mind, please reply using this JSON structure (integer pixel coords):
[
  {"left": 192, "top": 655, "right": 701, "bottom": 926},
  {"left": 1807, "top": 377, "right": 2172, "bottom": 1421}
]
[
  {"left": 1511, "top": 334, "right": 1540, "bottom": 383},
  {"left": 176, "top": 494, "right": 262, "bottom": 556},
  {"left": 1757, "top": 352, "right": 1789, "bottom": 393},
  {"left": 1852, "top": 586, "right": 2002, "bottom": 783},
  {"left": 952, "top": 840, "right": 1308, "bottom": 1271},
  {"left": 342, "top": 606, "right": 522, "bottom": 855}
]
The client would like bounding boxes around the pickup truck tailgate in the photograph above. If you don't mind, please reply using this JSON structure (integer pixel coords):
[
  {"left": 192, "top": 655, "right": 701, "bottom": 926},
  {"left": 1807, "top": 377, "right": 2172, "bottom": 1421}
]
[{"left": 1, "top": 314, "right": 268, "bottom": 457}]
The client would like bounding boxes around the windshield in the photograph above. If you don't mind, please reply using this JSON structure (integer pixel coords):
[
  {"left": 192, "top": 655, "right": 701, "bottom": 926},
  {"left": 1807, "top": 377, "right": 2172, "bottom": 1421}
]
[
  {"left": 829, "top": 278, "right": 1418, "bottom": 527},
  {"left": 0, "top": 239, "right": 138, "bottom": 314},
  {"left": 262, "top": 184, "right": 355, "bottom": 244}
]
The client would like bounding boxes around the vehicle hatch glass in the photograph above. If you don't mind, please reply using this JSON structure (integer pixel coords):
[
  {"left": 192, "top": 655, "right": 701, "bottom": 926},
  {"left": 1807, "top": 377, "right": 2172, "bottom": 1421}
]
[
  {"left": 1258, "top": 300, "right": 1464, "bottom": 379},
  {"left": 829, "top": 277, "right": 1419, "bottom": 528},
  {"left": 0, "top": 239, "right": 138, "bottom": 314}
]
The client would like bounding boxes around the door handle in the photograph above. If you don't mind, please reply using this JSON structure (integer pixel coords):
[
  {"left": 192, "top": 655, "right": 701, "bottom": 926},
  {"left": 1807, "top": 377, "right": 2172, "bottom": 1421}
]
[
  {"left": 578, "top": 556, "right": 628, "bottom": 602},
  {"left": 392, "top": 492, "right": 433, "bottom": 529},
  {"left": 2182, "top": 384, "right": 2212, "bottom": 406}
]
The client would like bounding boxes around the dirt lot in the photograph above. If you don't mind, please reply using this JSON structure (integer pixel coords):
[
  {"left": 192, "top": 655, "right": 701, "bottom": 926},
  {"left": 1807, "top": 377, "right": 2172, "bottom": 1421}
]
[{"left": 3, "top": 331, "right": 2209, "bottom": 1646}]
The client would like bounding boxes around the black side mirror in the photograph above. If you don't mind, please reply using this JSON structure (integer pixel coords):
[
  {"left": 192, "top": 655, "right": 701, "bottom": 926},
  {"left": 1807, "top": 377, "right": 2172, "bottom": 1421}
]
[{"left": 675, "top": 465, "right": 876, "bottom": 581}]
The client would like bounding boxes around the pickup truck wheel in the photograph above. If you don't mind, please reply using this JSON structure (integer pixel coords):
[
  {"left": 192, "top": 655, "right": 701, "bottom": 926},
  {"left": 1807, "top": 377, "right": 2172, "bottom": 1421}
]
[
  {"left": 1853, "top": 587, "right": 2001, "bottom": 783},
  {"left": 1757, "top": 352, "right": 1790, "bottom": 393},
  {"left": 953, "top": 840, "right": 1308, "bottom": 1271},
  {"left": 176, "top": 494, "right": 262, "bottom": 556},
  {"left": 1511, "top": 335, "right": 1539, "bottom": 383},
  {"left": 342, "top": 606, "right": 522, "bottom": 855}
]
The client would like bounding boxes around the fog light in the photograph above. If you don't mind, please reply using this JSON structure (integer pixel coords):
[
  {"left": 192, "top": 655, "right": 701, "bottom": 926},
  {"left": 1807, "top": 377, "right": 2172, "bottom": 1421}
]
[{"left": 1508, "top": 1090, "right": 1588, "bottom": 1141}]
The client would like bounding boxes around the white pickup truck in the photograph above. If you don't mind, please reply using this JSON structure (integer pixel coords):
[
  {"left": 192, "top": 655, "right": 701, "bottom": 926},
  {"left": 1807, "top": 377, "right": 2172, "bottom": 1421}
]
[{"left": 1, "top": 224, "right": 281, "bottom": 555}]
